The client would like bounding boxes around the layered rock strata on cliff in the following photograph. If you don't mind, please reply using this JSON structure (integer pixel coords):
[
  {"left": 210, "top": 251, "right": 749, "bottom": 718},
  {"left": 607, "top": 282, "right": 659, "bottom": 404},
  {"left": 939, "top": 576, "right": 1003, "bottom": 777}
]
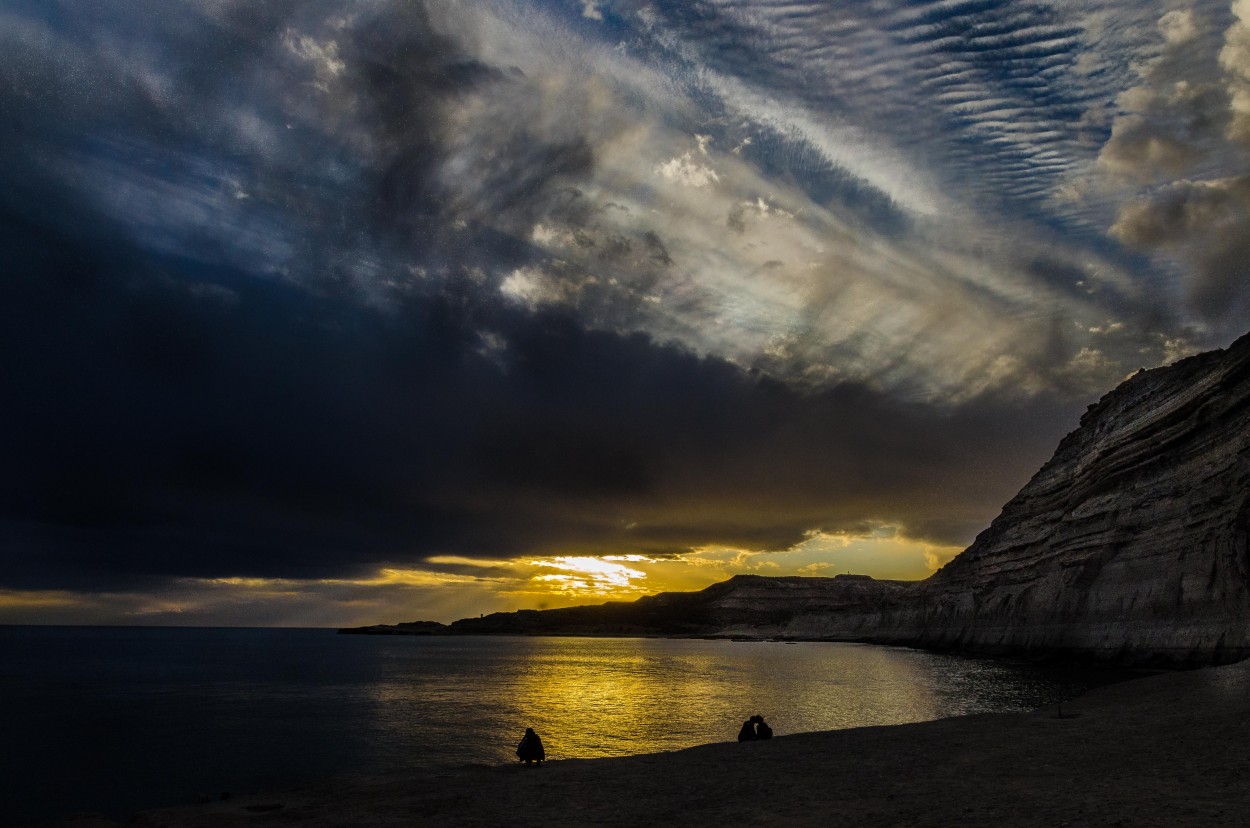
[{"left": 891, "top": 331, "right": 1250, "bottom": 665}]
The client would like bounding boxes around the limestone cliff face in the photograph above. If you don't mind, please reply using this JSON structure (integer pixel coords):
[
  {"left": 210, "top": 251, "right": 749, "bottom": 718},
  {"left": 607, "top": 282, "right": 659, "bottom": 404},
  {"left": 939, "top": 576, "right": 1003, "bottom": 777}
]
[{"left": 890, "top": 332, "right": 1250, "bottom": 665}]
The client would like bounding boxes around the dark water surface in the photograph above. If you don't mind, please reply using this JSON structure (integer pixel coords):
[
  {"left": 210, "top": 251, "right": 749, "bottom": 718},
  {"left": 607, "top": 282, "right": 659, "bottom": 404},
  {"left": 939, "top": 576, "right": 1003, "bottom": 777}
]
[{"left": 0, "top": 626, "right": 1126, "bottom": 825}]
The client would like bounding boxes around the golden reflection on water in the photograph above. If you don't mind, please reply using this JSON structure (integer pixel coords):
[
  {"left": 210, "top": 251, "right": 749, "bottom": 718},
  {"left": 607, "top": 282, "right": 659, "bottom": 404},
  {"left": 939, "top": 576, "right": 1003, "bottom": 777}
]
[
  {"left": 2, "top": 628, "right": 1113, "bottom": 827},
  {"left": 360, "top": 637, "right": 1092, "bottom": 767},
  {"left": 462, "top": 639, "right": 967, "bottom": 762},
  {"left": 507, "top": 642, "right": 732, "bottom": 759}
]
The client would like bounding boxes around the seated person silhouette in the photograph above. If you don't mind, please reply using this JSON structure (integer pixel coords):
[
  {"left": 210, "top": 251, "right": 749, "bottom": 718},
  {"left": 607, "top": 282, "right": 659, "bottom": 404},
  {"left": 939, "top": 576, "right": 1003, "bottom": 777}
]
[
  {"left": 516, "top": 727, "right": 545, "bottom": 765},
  {"left": 752, "top": 715, "right": 773, "bottom": 739},
  {"left": 737, "top": 719, "right": 756, "bottom": 742}
]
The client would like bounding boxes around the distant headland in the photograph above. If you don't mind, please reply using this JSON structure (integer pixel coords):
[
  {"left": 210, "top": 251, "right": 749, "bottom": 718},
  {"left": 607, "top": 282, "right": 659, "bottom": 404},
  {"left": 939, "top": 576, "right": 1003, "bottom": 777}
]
[{"left": 344, "top": 331, "right": 1250, "bottom": 668}]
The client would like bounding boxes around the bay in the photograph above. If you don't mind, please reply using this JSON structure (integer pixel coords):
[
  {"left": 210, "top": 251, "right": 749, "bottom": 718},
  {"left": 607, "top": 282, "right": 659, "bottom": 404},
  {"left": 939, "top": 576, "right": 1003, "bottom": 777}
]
[{"left": 0, "top": 626, "right": 1123, "bottom": 825}]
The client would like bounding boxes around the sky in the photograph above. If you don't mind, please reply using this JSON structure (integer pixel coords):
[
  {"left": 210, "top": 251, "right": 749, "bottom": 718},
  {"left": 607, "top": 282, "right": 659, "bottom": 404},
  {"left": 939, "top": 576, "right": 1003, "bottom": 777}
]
[{"left": 2, "top": 0, "right": 1248, "bottom": 626}]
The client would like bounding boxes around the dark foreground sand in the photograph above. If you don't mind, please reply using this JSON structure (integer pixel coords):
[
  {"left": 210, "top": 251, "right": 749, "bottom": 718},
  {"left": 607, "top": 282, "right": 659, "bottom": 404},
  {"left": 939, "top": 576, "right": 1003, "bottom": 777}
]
[{"left": 47, "top": 659, "right": 1250, "bottom": 828}]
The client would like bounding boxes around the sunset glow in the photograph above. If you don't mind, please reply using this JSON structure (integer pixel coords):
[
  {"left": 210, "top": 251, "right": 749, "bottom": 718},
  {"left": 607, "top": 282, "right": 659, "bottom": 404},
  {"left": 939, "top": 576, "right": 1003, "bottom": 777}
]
[
  {"left": 0, "top": 527, "right": 964, "bottom": 625},
  {"left": 4, "top": 0, "right": 1247, "bottom": 626},
  {"left": 531, "top": 557, "right": 650, "bottom": 594}
]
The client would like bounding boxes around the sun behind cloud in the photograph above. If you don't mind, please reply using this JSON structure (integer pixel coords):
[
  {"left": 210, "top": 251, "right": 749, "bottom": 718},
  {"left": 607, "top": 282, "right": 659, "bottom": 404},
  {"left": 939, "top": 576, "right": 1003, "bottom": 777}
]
[{"left": 530, "top": 556, "right": 649, "bottom": 595}]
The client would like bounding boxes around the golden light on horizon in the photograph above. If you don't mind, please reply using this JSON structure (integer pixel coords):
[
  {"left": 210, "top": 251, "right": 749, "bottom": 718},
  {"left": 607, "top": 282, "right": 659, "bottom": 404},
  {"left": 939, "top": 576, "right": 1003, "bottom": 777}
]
[
  {"left": 0, "top": 526, "right": 966, "bottom": 626},
  {"left": 528, "top": 556, "right": 649, "bottom": 596},
  {"left": 0, "top": 590, "right": 80, "bottom": 610}
]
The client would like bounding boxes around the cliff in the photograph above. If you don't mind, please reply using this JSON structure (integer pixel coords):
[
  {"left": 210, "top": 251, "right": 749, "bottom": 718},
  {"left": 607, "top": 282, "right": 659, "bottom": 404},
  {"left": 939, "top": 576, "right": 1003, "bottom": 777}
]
[
  {"left": 345, "top": 332, "right": 1250, "bottom": 666},
  {"left": 893, "top": 331, "right": 1250, "bottom": 665},
  {"left": 340, "top": 574, "right": 911, "bottom": 638}
]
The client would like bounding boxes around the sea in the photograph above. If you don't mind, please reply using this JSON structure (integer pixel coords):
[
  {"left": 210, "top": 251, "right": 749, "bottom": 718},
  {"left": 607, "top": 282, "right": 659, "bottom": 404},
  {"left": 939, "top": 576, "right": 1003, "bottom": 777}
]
[{"left": 0, "top": 626, "right": 1127, "bottom": 826}]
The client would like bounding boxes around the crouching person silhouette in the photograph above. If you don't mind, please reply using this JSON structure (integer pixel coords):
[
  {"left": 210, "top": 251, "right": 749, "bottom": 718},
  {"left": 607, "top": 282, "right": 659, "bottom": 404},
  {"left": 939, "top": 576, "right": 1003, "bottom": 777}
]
[
  {"left": 517, "top": 727, "right": 545, "bottom": 765},
  {"left": 752, "top": 715, "right": 773, "bottom": 740},
  {"left": 737, "top": 720, "right": 756, "bottom": 742}
]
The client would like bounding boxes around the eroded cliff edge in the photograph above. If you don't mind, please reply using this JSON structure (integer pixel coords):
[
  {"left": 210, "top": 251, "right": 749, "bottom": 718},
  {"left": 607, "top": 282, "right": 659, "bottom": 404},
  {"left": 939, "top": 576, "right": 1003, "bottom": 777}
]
[
  {"left": 345, "top": 332, "right": 1250, "bottom": 666},
  {"left": 889, "top": 330, "right": 1250, "bottom": 665}
]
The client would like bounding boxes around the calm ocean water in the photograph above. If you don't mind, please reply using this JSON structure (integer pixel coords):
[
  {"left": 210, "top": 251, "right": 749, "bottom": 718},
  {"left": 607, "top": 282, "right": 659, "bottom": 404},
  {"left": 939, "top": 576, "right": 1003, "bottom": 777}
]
[{"left": 0, "top": 626, "right": 1124, "bottom": 825}]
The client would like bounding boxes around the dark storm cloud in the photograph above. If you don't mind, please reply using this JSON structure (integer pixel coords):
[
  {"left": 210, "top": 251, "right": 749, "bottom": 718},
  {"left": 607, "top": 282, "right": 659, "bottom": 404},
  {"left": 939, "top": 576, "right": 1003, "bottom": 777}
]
[
  {"left": 0, "top": 0, "right": 561, "bottom": 588},
  {"left": 0, "top": 164, "right": 1080, "bottom": 592},
  {"left": 0, "top": 0, "right": 1177, "bottom": 600},
  {"left": 0, "top": 0, "right": 587, "bottom": 279},
  {"left": 0, "top": 201, "right": 1079, "bottom": 591}
]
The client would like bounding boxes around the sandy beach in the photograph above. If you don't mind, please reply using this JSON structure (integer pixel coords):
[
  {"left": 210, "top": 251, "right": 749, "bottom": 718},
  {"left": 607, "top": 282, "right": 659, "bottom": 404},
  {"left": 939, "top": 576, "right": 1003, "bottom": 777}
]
[{"left": 41, "top": 657, "right": 1250, "bottom": 828}]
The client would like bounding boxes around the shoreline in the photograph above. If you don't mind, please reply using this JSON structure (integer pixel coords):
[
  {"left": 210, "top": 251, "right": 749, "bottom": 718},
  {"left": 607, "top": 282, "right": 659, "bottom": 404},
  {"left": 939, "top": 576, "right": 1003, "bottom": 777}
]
[
  {"left": 339, "top": 627, "right": 1232, "bottom": 669},
  {"left": 40, "top": 657, "right": 1250, "bottom": 828}
]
